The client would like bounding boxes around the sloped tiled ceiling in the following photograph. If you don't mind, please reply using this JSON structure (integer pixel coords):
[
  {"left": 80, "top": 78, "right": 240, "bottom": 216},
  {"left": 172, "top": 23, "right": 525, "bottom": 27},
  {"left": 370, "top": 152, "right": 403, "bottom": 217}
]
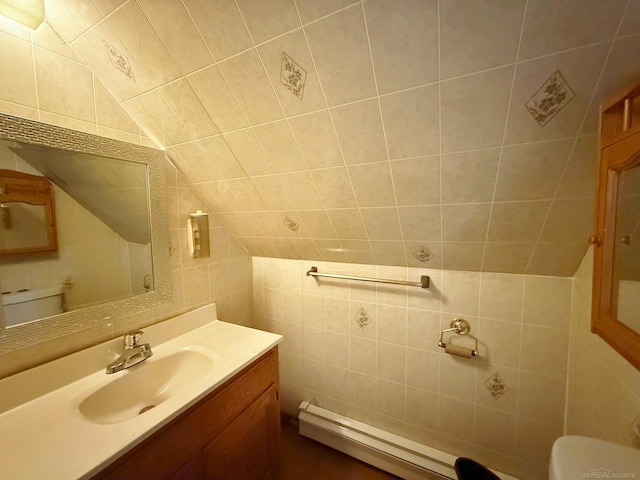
[{"left": 45, "top": 0, "right": 640, "bottom": 276}]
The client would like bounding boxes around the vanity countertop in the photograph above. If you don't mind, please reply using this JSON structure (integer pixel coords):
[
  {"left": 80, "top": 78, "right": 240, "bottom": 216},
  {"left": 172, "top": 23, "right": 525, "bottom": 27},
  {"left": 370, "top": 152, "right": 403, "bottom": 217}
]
[{"left": 0, "top": 304, "right": 282, "bottom": 480}]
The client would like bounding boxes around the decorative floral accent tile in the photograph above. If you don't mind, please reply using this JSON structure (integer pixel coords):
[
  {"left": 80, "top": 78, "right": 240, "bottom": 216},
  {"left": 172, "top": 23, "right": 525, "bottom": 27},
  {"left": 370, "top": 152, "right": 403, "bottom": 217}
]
[
  {"left": 354, "top": 307, "right": 370, "bottom": 331},
  {"left": 104, "top": 40, "right": 135, "bottom": 81},
  {"left": 413, "top": 246, "right": 434, "bottom": 263},
  {"left": 484, "top": 372, "right": 509, "bottom": 400},
  {"left": 284, "top": 215, "right": 299, "bottom": 232},
  {"left": 168, "top": 242, "right": 175, "bottom": 257},
  {"left": 280, "top": 51, "right": 306, "bottom": 100},
  {"left": 525, "top": 70, "right": 575, "bottom": 126}
]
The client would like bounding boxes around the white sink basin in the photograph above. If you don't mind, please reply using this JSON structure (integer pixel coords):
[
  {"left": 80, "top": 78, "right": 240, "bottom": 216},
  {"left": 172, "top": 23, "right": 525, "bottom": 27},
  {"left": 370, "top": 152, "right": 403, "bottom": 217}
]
[{"left": 79, "top": 349, "right": 214, "bottom": 424}]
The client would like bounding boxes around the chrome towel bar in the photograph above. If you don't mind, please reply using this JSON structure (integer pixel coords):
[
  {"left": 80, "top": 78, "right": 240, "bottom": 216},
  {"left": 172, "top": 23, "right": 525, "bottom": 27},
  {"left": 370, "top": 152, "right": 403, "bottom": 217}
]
[{"left": 306, "top": 266, "right": 430, "bottom": 289}]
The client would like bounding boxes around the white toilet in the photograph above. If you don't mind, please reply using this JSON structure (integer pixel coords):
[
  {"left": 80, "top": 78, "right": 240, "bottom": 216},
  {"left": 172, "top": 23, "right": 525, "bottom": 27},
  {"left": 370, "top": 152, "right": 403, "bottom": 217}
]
[
  {"left": 2, "top": 286, "right": 64, "bottom": 326},
  {"left": 549, "top": 435, "right": 640, "bottom": 480}
]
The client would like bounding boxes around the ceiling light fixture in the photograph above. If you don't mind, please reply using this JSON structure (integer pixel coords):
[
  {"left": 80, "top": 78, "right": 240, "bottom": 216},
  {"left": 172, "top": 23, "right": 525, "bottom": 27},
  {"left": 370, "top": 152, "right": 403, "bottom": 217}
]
[{"left": 0, "top": 0, "right": 45, "bottom": 29}]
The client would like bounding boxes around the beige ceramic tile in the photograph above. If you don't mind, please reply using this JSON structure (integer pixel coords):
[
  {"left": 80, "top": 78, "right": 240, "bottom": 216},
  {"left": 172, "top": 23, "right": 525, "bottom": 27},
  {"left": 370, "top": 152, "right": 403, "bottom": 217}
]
[
  {"left": 441, "top": 242, "right": 485, "bottom": 271},
  {"left": 295, "top": 0, "right": 359, "bottom": 23},
  {"left": 178, "top": 136, "right": 245, "bottom": 180},
  {"left": 222, "top": 129, "right": 274, "bottom": 176},
  {"left": 376, "top": 303, "right": 407, "bottom": 344},
  {"left": 34, "top": 48, "right": 95, "bottom": 122},
  {"left": 440, "top": 66, "right": 513, "bottom": 153},
  {"left": 94, "top": 80, "right": 139, "bottom": 133},
  {"left": 186, "top": 65, "right": 249, "bottom": 133},
  {"left": 520, "top": 324, "right": 569, "bottom": 378},
  {"left": 182, "top": 0, "right": 252, "bottom": 61},
  {"left": 398, "top": 206, "right": 441, "bottom": 241},
  {"left": 70, "top": 20, "right": 152, "bottom": 102},
  {"left": 370, "top": 241, "right": 407, "bottom": 266},
  {"left": 481, "top": 242, "right": 535, "bottom": 274},
  {"left": 348, "top": 162, "right": 396, "bottom": 207},
  {"left": 236, "top": 0, "right": 300, "bottom": 44},
  {"left": 107, "top": 2, "right": 182, "bottom": 87},
  {"left": 437, "top": 397, "right": 476, "bottom": 442},
  {"left": 330, "top": 99, "right": 387, "bottom": 164},
  {"left": 539, "top": 198, "right": 594, "bottom": 243},
  {"left": 556, "top": 136, "right": 597, "bottom": 199},
  {"left": 406, "top": 387, "right": 438, "bottom": 431},
  {"left": 389, "top": 156, "right": 441, "bottom": 206},
  {"left": 310, "top": 167, "right": 357, "bottom": 208},
  {"left": 360, "top": 208, "right": 402, "bottom": 241},
  {"left": 477, "top": 318, "right": 522, "bottom": 367},
  {"left": 326, "top": 209, "right": 367, "bottom": 239},
  {"left": 159, "top": 79, "right": 219, "bottom": 143},
  {"left": 441, "top": 148, "right": 499, "bottom": 204},
  {"left": 479, "top": 273, "right": 524, "bottom": 322},
  {"left": 526, "top": 242, "right": 587, "bottom": 277},
  {"left": 257, "top": 29, "right": 327, "bottom": 116},
  {"left": 441, "top": 270, "right": 480, "bottom": 315},
  {"left": 218, "top": 49, "right": 284, "bottom": 125},
  {"left": 376, "top": 342, "right": 407, "bottom": 383},
  {"left": 0, "top": 32, "right": 36, "bottom": 108},
  {"left": 253, "top": 120, "right": 307, "bottom": 173},
  {"left": 440, "top": 0, "right": 524, "bottom": 79},
  {"left": 288, "top": 110, "right": 344, "bottom": 169},
  {"left": 0, "top": 13, "right": 31, "bottom": 39},
  {"left": 517, "top": 371, "right": 567, "bottom": 425},
  {"left": 250, "top": 175, "right": 294, "bottom": 210},
  {"left": 523, "top": 276, "right": 571, "bottom": 328},
  {"left": 514, "top": 417, "right": 562, "bottom": 470},
  {"left": 442, "top": 204, "right": 491, "bottom": 241},
  {"left": 380, "top": 84, "right": 440, "bottom": 159},
  {"left": 304, "top": 5, "right": 377, "bottom": 106},
  {"left": 518, "top": 0, "right": 626, "bottom": 60},
  {"left": 487, "top": 201, "right": 550, "bottom": 243},
  {"left": 474, "top": 406, "right": 516, "bottom": 456},
  {"left": 92, "top": 0, "right": 126, "bottom": 15},
  {"left": 32, "top": 21, "right": 80, "bottom": 61},
  {"left": 136, "top": 0, "right": 213, "bottom": 75},
  {"left": 494, "top": 139, "right": 573, "bottom": 201},
  {"left": 226, "top": 178, "right": 267, "bottom": 211},
  {"left": 341, "top": 240, "right": 375, "bottom": 264},
  {"left": 475, "top": 364, "right": 519, "bottom": 413},
  {"left": 364, "top": 0, "right": 438, "bottom": 93},
  {"left": 505, "top": 43, "right": 610, "bottom": 144},
  {"left": 277, "top": 171, "right": 325, "bottom": 209},
  {"left": 297, "top": 211, "right": 336, "bottom": 239},
  {"left": 47, "top": 0, "right": 104, "bottom": 43}
]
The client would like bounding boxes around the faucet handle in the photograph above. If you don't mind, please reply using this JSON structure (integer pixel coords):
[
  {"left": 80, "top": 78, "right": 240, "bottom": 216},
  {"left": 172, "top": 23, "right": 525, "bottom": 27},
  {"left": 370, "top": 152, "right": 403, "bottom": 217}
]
[{"left": 124, "top": 330, "right": 144, "bottom": 348}]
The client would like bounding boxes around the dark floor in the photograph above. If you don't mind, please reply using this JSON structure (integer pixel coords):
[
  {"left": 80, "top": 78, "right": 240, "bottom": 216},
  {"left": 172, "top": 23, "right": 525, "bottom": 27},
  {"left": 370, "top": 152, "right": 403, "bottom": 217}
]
[{"left": 276, "top": 417, "right": 397, "bottom": 480}]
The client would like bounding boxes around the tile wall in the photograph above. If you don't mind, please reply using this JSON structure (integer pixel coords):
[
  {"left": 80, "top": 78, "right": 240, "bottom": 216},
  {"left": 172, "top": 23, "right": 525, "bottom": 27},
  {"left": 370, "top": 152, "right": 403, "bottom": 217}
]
[
  {"left": 566, "top": 247, "right": 640, "bottom": 447},
  {"left": 253, "top": 256, "right": 573, "bottom": 479},
  {"left": 0, "top": 19, "right": 254, "bottom": 377}
]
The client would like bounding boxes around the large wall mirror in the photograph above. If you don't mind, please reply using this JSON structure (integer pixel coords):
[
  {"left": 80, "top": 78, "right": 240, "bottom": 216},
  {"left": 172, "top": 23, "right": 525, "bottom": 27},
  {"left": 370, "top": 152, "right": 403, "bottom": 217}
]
[
  {"left": 0, "top": 113, "right": 170, "bottom": 356},
  {"left": 592, "top": 82, "right": 640, "bottom": 370}
]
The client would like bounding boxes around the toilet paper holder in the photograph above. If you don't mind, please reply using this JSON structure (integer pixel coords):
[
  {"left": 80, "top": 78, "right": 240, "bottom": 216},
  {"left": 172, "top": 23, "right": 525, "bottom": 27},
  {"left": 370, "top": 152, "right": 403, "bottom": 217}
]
[{"left": 438, "top": 318, "right": 478, "bottom": 357}]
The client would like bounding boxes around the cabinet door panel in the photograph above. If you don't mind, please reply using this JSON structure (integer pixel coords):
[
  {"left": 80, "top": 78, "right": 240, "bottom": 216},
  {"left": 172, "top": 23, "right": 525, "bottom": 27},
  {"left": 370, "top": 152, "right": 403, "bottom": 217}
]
[{"left": 204, "top": 385, "right": 280, "bottom": 480}]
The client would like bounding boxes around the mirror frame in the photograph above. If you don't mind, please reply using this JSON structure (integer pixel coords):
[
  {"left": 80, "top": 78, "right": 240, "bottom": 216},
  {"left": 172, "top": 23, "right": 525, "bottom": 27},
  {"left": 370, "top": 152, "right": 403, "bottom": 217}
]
[
  {"left": 592, "top": 83, "right": 640, "bottom": 370},
  {"left": 0, "top": 168, "right": 58, "bottom": 254},
  {"left": 0, "top": 113, "right": 170, "bottom": 355}
]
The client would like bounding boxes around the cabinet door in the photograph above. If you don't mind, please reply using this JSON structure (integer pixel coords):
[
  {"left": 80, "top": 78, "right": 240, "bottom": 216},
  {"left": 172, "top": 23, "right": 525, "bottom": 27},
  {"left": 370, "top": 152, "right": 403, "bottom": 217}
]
[{"left": 204, "top": 385, "right": 280, "bottom": 480}]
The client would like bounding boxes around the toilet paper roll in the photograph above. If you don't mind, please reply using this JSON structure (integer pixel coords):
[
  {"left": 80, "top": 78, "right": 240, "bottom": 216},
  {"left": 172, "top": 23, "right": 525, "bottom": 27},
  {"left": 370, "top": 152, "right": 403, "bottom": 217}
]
[{"left": 444, "top": 343, "right": 473, "bottom": 358}]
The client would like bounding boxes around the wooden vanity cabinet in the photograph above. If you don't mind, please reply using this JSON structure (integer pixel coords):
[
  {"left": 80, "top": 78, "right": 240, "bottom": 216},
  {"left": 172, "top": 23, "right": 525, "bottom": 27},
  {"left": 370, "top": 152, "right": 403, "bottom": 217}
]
[{"left": 92, "top": 348, "right": 280, "bottom": 480}]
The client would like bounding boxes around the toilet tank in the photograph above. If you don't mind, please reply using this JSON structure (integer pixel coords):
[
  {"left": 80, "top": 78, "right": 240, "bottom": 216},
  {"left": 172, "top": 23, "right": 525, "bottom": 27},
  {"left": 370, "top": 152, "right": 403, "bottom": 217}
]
[{"left": 2, "top": 286, "right": 64, "bottom": 327}]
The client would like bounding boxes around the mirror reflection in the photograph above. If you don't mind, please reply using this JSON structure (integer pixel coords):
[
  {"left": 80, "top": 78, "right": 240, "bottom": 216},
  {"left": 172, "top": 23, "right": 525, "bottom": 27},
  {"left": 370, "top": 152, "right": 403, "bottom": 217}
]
[
  {"left": 616, "top": 165, "right": 640, "bottom": 332},
  {"left": 0, "top": 139, "right": 153, "bottom": 328}
]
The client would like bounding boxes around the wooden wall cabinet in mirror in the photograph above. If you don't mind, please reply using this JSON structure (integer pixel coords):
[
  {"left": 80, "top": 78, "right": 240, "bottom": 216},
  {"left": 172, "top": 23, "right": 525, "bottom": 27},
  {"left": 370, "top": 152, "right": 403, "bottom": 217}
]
[
  {"left": 0, "top": 169, "right": 57, "bottom": 255},
  {"left": 592, "top": 82, "right": 640, "bottom": 370}
]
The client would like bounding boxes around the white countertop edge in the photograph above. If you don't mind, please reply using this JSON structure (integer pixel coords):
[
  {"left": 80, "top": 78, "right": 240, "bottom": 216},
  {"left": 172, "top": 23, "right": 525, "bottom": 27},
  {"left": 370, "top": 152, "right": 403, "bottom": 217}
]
[{"left": 0, "top": 304, "right": 283, "bottom": 480}]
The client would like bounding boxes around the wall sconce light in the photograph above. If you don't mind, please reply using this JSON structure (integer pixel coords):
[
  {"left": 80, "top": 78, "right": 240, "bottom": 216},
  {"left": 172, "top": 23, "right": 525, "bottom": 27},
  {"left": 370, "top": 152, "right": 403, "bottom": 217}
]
[
  {"left": 187, "top": 210, "right": 210, "bottom": 258},
  {"left": 0, "top": 0, "right": 45, "bottom": 30}
]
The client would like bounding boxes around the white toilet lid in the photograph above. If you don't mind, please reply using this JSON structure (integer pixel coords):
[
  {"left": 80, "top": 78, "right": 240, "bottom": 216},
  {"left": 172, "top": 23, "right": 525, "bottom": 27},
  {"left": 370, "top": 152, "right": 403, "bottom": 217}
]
[{"left": 549, "top": 435, "right": 640, "bottom": 480}]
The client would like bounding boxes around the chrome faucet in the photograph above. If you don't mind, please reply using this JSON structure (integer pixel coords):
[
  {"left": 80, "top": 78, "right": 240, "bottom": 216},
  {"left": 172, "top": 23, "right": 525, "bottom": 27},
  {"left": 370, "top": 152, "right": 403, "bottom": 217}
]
[{"left": 106, "top": 330, "right": 153, "bottom": 374}]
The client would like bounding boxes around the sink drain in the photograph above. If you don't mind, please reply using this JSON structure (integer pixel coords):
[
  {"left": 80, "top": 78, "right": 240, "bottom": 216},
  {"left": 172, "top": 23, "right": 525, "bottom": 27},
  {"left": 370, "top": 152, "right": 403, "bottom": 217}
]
[{"left": 139, "top": 405, "right": 156, "bottom": 415}]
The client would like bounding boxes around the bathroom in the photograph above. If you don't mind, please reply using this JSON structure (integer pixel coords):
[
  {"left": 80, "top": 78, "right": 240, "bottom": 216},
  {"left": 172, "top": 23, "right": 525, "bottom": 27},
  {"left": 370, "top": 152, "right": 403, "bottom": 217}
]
[{"left": 0, "top": 0, "right": 638, "bottom": 479}]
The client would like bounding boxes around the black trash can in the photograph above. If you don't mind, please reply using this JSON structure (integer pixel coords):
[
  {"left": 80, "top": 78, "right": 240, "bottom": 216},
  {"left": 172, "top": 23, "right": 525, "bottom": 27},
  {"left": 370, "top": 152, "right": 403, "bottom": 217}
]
[{"left": 454, "top": 457, "right": 501, "bottom": 480}]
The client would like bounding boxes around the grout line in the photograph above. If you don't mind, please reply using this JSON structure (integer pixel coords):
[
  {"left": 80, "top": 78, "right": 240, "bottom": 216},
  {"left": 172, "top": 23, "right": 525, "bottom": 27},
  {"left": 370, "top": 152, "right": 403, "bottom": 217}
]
[{"left": 479, "top": 0, "right": 529, "bottom": 273}]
